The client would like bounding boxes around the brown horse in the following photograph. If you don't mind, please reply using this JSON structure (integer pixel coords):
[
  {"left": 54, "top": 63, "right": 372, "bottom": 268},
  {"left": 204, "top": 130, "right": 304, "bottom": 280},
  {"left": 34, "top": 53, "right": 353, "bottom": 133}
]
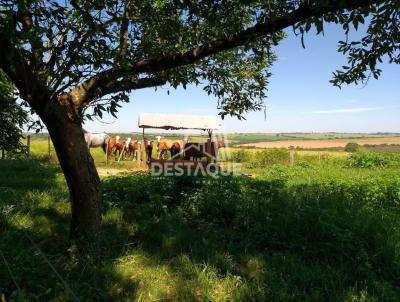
[
  {"left": 156, "top": 136, "right": 183, "bottom": 159},
  {"left": 170, "top": 142, "right": 181, "bottom": 159},
  {"left": 145, "top": 140, "right": 153, "bottom": 163},
  {"left": 127, "top": 139, "right": 138, "bottom": 159},
  {"left": 157, "top": 141, "right": 182, "bottom": 159},
  {"left": 157, "top": 141, "right": 169, "bottom": 159},
  {"left": 183, "top": 140, "right": 225, "bottom": 160},
  {"left": 122, "top": 137, "right": 138, "bottom": 160},
  {"left": 107, "top": 136, "right": 126, "bottom": 160}
]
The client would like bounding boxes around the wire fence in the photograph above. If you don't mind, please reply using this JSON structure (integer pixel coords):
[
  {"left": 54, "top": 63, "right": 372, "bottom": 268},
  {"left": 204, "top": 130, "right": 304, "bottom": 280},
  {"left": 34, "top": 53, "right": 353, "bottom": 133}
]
[{"left": 0, "top": 225, "right": 80, "bottom": 302}]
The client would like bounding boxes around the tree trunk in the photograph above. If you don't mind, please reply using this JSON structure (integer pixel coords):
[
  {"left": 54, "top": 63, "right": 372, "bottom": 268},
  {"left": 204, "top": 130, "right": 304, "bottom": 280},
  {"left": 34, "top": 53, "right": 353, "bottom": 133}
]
[{"left": 40, "top": 100, "right": 102, "bottom": 247}]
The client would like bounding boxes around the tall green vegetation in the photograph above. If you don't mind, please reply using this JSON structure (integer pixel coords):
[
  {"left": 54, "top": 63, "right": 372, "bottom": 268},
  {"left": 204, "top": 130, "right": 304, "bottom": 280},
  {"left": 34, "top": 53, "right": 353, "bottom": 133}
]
[
  {"left": 347, "top": 151, "right": 400, "bottom": 168},
  {"left": 231, "top": 148, "right": 345, "bottom": 168},
  {"left": 231, "top": 148, "right": 290, "bottom": 166},
  {"left": 0, "top": 71, "right": 27, "bottom": 159},
  {"left": 1, "top": 160, "right": 400, "bottom": 301}
]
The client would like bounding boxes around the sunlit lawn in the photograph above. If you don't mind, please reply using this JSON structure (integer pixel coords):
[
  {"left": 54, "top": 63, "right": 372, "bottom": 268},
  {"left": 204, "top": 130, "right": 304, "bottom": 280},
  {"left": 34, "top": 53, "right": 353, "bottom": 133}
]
[{"left": 2, "top": 154, "right": 400, "bottom": 301}]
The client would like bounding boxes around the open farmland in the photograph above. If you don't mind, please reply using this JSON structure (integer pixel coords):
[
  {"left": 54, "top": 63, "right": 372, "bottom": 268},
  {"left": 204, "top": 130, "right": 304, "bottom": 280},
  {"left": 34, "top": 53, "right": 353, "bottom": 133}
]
[{"left": 239, "top": 136, "right": 400, "bottom": 149}]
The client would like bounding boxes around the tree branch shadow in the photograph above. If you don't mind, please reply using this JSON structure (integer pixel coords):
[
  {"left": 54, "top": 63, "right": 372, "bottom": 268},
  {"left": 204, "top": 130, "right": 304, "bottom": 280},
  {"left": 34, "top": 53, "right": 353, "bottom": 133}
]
[{"left": 2, "top": 162, "right": 400, "bottom": 301}]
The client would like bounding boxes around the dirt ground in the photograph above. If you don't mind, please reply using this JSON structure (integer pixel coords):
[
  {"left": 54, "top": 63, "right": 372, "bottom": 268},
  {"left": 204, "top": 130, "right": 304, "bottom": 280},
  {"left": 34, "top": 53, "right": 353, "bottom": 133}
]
[
  {"left": 239, "top": 137, "right": 400, "bottom": 149},
  {"left": 97, "top": 166, "right": 147, "bottom": 176}
]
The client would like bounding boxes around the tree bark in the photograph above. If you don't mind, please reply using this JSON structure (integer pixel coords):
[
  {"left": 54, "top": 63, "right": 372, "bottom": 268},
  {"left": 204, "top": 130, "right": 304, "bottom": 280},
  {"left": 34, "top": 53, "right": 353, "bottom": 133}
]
[{"left": 39, "top": 99, "right": 102, "bottom": 246}]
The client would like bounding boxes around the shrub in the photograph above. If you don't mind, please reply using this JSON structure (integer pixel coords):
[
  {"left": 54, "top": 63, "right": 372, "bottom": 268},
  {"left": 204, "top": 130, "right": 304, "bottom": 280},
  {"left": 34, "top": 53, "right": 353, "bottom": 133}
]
[
  {"left": 248, "top": 148, "right": 290, "bottom": 168},
  {"left": 344, "top": 142, "right": 360, "bottom": 152},
  {"left": 230, "top": 148, "right": 251, "bottom": 163},
  {"left": 347, "top": 152, "right": 400, "bottom": 168}
]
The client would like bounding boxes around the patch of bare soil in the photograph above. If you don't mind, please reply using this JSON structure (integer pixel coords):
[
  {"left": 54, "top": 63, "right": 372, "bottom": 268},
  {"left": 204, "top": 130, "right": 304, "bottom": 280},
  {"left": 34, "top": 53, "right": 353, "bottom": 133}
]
[
  {"left": 97, "top": 166, "right": 148, "bottom": 177},
  {"left": 239, "top": 137, "right": 400, "bottom": 149}
]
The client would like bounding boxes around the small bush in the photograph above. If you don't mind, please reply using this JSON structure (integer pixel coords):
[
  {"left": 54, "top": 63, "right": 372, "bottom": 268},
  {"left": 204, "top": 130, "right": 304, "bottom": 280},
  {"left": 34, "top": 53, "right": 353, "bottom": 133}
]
[
  {"left": 347, "top": 152, "right": 400, "bottom": 168},
  {"left": 344, "top": 142, "right": 360, "bottom": 153},
  {"left": 230, "top": 148, "right": 251, "bottom": 163},
  {"left": 248, "top": 148, "right": 290, "bottom": 168}
]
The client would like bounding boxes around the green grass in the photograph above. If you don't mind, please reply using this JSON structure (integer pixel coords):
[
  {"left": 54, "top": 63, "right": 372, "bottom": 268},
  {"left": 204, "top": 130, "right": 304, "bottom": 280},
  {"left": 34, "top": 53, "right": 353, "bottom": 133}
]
[
  {"left": 26, "top": 133, "right": 400, "bottom": 160},
  {"left": 2, "top": 157, "right": 400, "bottom": 301},
  {"left": 26, "top": 137, "right": 142, "bottom": 170}
]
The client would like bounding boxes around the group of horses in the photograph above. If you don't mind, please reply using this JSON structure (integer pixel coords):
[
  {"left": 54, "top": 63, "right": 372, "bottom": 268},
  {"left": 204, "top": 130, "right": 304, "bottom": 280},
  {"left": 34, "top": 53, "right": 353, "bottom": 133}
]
[
  {"left": 83, "top": 130, "right": 224, "bottom": 163},
  {"left": 84, "top": 131, "right": 143, "bottom": 161}
]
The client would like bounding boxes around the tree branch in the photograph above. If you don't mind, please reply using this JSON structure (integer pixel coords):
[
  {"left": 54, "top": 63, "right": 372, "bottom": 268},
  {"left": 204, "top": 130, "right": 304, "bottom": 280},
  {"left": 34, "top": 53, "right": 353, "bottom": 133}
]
[
  {"left": 125, "top": 0, "right": 383, "bottom": 73},
  {"left": 45, "top": 25, "right": 72, "bottom": 75},
  {"left": 51, "top": 17, "right": 119, "bottom": 92},
  {"left": 17, "top": 2, "right": 44, "bottom": 66},
  {"left": 71, "top": 76, "right": 166, "bottom": 111},
  {"left": 119, "top": 0, "right": 131, "bottom": 57},
  {"left": 71, "top": 0, "right": 383, "bottom": 106},
  {"left": 0, "top": 31, "right": 49, "bottom": 113},
  {"left": 50, "top": 27, "right": 90, "bottom": 91}
]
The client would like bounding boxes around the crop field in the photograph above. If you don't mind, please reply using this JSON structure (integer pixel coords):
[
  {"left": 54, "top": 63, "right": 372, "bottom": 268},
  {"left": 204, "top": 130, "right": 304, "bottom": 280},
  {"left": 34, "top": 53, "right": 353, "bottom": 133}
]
[
  {"left": 2, "top": 135, "right": 400, "bottom": 301},
  {"left": 225, "top": 133, "right": 400, "bottom": 146},
  {"left": 364, "top": 144, "right": 400, "bottom": 153},
  {"left": 238, "top": 136, "right": 400, "bottom": 149}
]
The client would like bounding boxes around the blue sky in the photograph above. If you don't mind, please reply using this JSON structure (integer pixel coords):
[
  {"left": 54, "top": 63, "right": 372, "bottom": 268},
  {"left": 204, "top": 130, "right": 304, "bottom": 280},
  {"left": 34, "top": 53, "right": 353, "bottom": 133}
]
[{"left": 85, "top": 23, "right": 400, "bottom": 133}]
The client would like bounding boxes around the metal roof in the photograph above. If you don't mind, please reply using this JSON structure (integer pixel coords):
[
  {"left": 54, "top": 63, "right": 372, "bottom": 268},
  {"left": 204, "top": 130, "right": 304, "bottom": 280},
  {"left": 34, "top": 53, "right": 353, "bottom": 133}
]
[{"left": 138, "top": 113, "right": 220, "bottom": 130}]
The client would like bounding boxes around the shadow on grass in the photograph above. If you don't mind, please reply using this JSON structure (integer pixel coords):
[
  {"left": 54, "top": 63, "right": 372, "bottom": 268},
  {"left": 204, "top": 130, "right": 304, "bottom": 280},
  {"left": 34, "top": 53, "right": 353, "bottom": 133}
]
[
  {"left": 0, "top": 161, "right": 139, "bottom": 301},
  {"left": 2, "top": 161, "right": 400, "bottom": 301},
  {"left": 99, "top": 172, "right": 400, "bottom": 301}
]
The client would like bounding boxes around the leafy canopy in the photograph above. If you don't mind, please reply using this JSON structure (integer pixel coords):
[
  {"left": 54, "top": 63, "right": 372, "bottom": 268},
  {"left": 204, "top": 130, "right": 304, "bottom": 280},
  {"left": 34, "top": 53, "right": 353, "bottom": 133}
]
[
  {"left": 0, "top": 0, "right": 398, "bottom": 120},
  {"left": 0, "top": 70, "right": 28, "bottom": 157}
]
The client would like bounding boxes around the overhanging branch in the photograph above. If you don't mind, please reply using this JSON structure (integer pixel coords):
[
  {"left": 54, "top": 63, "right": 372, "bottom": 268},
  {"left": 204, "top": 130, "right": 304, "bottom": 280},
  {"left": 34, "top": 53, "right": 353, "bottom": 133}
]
[
  {"left": 17, "top": 2, "right": 44, "bottom": 66},
  {"left": 0, "top": 31, "right": 49, "bottom": 113},
  {"left": 125, "top": 0, "right": 382, "bottom": 73},
  {"left": 72, "top": 76, "right": 166, "bottom": 111},
  {"left": 72, "top": 0, "right": 383, "bottom": 106},
  {"left": 119, "top": 0, "right": 131, "bottom": 57}
]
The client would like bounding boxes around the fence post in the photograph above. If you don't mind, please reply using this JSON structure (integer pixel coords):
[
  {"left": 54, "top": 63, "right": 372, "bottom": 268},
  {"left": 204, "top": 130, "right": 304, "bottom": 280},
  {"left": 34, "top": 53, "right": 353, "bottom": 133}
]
[
  {"left": 26, "top": 135, "right": 31, "bottom": 162},
  {"left": 141, "top": 128, "right": 147, "bottom": 168},
  {"left": 48, "top": 136, "right": 51, "bottom": 160},
  {"left": 289, "top": 147, "right": 295, "bottom": 165},
  {"left": 206, "top": 138, "right": 212, "bottom": 163},
  {"left": 136, "top": 142, "right": 141, "bottom": 163},
  {"left": 141, "top": 141, "right": 147, "bottom": 168}
]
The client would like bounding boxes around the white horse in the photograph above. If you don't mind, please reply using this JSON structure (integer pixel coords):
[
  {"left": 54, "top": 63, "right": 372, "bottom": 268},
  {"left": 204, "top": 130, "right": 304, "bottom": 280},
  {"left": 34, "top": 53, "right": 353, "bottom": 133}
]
[{"left": 83, "top": 129, "right": 109, "bottom": 153}]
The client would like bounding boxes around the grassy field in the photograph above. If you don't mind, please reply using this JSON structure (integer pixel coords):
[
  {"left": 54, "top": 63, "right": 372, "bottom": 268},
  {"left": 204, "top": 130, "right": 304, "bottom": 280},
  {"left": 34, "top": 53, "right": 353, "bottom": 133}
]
[
  {"left": 2, "top": 135, "right": 400, "bottom": 301},
  {"left": 23, "top": 134, "right": 396, "bottom": 164}
]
